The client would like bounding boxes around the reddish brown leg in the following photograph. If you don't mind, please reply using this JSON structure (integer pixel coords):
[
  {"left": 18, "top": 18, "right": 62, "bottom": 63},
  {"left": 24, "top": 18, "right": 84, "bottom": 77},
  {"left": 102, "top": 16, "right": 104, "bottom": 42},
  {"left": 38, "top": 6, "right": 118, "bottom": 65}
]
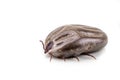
[
  {"left": 39, "top": 40, "right": 45, "bottom": 50},
  {"left": 74, "top": 57, "right": 79, "bottom": 61},
  {"left": 82, "top": 53, "right": 96, "bottom": 60}
]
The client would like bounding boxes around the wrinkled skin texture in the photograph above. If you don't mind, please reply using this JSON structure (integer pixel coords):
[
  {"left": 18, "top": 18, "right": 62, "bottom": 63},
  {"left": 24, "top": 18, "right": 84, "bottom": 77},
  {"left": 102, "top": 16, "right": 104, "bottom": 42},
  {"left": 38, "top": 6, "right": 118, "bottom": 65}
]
[{"left": 44, "top": 24, "right": 108, "bottom": 59}]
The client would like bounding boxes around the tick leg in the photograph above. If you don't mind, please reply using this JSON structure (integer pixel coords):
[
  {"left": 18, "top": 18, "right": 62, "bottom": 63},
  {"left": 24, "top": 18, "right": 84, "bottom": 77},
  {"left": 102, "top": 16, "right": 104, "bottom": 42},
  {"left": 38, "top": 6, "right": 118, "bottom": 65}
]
[
  {"left": 50, "top": 55, "right": 53, "bottom": 62},
  {"left": 82, "top": 53, "right": 96, "bottom": 60},
  {"left": 64, "top": 58, "right": 66, "bottom": 61},
  {"left": 62, "top": 57, "right": 66, "bottom": 61},
  {"left": 39, "top": 40, "right": 45, "bottom": 50},
  {"left": 74, "top": 56, "right": 79, "bottom": 61}
]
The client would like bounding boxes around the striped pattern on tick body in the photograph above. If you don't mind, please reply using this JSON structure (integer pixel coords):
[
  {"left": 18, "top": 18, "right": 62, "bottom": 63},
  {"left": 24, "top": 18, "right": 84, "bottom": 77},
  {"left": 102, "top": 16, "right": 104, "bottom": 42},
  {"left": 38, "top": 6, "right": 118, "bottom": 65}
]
[{"left": 40, "top": 24, "right": 108, "bottom": 61}]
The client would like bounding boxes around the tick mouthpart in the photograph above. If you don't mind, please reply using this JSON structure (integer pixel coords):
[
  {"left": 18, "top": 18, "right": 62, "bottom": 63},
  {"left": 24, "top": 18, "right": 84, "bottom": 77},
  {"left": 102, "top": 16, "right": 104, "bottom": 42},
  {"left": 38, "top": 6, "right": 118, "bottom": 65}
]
[
  {"left": 39, "top": 40, "right": 45, "bottom": 50},
  {"left": 44, "top": 41, "right": 54, "bottom": 54},
  {"left": 44, "top": 49, "right": 48, "bottom": 53}
]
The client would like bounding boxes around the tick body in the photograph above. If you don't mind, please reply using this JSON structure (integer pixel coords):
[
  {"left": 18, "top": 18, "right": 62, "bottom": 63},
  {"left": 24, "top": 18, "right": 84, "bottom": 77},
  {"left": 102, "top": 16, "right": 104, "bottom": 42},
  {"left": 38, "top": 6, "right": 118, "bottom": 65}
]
[{"left": 40, "top": 24, "right": 108, "bottom": 60}]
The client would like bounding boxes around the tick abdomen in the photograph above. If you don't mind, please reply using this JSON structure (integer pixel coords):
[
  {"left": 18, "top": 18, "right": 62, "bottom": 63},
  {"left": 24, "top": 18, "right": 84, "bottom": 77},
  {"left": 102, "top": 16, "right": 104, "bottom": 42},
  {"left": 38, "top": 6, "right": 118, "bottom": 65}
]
[{"left": 44, "top": 24, "right": 108, "bottom": 59}]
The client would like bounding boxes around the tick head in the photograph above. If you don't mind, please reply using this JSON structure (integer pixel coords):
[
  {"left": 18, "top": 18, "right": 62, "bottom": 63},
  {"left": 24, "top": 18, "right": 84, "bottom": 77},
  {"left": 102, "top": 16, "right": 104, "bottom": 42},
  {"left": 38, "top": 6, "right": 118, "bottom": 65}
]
[
  {"left": 40, "top": 40, "right": 54, "bottom": 54},
  {"left": 44, "top": 41, "right": 54, "bottom": 53}
]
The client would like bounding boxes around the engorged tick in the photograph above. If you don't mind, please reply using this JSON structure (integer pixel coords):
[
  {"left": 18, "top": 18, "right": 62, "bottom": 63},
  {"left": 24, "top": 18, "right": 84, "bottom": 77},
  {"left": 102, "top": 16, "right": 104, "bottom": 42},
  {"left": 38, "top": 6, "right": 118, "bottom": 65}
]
[{"left": 40, "top": 24, "right": 108, "bottom": 61}]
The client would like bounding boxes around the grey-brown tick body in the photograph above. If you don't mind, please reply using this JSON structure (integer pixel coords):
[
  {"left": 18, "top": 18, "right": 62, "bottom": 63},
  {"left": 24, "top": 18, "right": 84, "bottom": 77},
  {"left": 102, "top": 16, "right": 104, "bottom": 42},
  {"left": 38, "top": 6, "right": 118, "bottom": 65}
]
[{"left": 40, "top": 24, "right": 108, "bottom": 61}]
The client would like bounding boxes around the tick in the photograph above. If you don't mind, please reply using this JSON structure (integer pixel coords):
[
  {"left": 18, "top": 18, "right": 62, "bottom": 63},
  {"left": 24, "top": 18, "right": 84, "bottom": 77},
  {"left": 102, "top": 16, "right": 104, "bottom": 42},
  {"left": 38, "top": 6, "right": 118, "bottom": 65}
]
[{"left": 40, "top": 24, "right": 108, "bottom": 61}]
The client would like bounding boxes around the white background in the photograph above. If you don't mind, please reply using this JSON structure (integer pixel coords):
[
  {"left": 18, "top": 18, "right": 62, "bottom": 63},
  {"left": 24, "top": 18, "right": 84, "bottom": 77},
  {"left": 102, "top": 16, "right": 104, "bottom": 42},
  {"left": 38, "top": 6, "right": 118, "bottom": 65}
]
[{"left": 0, "top": 0, "right": 120, "bottom": 80}]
